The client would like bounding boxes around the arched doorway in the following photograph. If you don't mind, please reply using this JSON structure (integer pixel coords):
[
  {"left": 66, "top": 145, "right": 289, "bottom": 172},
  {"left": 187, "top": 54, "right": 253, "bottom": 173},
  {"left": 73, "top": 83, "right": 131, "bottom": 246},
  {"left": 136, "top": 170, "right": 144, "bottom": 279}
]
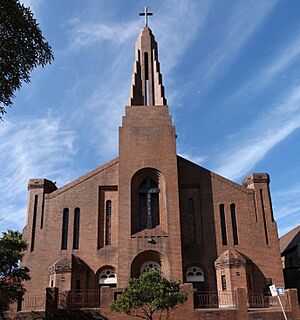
[
  {"left": 140, "top": 261, "right": 161, "bottom": 274},
  {"left": 186, "top": 266, "right": 205, "bottom": 292},
  {"left": 131, "top": 250, "right": 170, "bottom": 279}
]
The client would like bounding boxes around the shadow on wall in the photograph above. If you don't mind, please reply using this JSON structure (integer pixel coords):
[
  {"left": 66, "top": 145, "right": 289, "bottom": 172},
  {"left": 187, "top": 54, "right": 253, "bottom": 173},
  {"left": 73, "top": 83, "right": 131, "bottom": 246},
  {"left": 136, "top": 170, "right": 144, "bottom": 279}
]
[{"left": 177, "top": 156, "right": 218, "bottom": 292}]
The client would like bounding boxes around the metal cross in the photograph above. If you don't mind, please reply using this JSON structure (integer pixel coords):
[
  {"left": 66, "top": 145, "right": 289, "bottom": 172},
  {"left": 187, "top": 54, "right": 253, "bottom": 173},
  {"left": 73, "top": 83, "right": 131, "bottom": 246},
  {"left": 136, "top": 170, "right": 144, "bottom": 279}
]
[
  {"left": 139, "top": 179, "right": 160, "bottom": 229},
  {"left": 139, "top": 7, "right": 153, "bottom": 26}
]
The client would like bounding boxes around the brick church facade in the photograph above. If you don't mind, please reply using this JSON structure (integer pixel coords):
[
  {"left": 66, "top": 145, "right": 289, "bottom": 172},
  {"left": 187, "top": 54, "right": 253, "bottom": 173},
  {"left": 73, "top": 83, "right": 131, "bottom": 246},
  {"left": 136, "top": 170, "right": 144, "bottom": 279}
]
[{"left": 21, "top": 23, "right": 284, "bottom": 310}]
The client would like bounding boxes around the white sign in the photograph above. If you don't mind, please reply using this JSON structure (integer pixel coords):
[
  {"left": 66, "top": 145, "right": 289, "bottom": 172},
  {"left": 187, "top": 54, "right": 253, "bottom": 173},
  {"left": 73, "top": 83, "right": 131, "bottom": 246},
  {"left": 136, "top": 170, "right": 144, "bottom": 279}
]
[{"left": 269, "top": 284, "right": 278, "bottom": 297}]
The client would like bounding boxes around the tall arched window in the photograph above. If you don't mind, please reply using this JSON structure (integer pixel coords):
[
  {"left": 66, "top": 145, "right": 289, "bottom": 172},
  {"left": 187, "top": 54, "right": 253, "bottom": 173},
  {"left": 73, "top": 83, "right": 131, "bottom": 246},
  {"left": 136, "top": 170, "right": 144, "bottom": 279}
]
[
  {"left": 73, "top": 208, "right": 80, "bottom": 250},
  {"left": 188, "top": 198, "right": 196, "bottom": 242},
  {"left": 61, "top": 208, "right": 69, "bottom": 250},
  {"left": 139, "top": 179, "right": 159, "bottom": 229},
  {"left": 219, "top": 204, "right": 227, "bottom": 245},
  {"left": 105, "top": 200, "right": 112, "bottom": 246},
  {"left": 230, "top": 203, "right": 239, "bottom": 245}
]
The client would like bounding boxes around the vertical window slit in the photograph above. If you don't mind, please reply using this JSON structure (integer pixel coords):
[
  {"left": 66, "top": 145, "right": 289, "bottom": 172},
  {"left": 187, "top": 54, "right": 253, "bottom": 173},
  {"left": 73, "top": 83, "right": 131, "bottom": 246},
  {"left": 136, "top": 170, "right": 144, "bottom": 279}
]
[
  {"left": 105, "top": 200, "right": 112, "bottom": 245},
  {"left": 188, "top": 198, "right": 196, "bottom": 242},
  {"left": 144, "top": 52, "right": 149, "bottom": 105},
  {"left": 230, "top": 203, "right": 239, "bottom": 245},
  {"left": 220, "top": 204, "right": 227, "bottom": 245},
  {"left": 61, "top": 208, "right": 69, "bottom": 250},
  {"left": 221, "top": 275, "right": 227, "bottom": 291},
  {"left": 260, "top": 189, "right": 269, "bottom": 245},
  {"left": 73, "top": 208, "right": 80, "bottom": 250},
  {"left": 30, "top": 195, "right": 38, "bottom": 252},
  {"left": 40, "top": 192, "right": 45, "bottom": 229}
]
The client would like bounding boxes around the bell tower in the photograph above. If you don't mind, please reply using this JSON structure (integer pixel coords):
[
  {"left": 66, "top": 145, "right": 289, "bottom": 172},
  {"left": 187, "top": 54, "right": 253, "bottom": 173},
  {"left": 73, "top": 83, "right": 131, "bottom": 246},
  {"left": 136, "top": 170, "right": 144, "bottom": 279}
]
[{"left": 117, "top": 11, "right": 183, "bottom": 287}]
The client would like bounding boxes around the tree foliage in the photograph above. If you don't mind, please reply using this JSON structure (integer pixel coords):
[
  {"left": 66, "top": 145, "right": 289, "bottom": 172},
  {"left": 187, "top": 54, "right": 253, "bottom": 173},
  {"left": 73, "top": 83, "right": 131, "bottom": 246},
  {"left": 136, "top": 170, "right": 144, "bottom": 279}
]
[
  {"left": 0, "top": 230, "right": 30, "bottom": 315},
  {"left": 111, "top": 269, "right": 187, "bottom": 320},
  {"left": 0, "top": 0, "right": 54, "bottom": 119}
]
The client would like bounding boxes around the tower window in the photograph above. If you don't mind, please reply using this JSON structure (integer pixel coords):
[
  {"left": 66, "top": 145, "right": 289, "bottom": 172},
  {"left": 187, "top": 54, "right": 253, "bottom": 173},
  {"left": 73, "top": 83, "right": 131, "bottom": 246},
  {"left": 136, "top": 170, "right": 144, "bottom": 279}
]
[
  {"left": 61, "top": 208, "right": 69, "bottom": 250},
  {"left": 105, "top": 200, "right": 112, "bottom": 245},
  {"left": 139, "top": 179, "right": 159, "bottom": 230},
  {"left": 73, "top": 208, "right": 80, "bottom": 250},
  {"left": 188, "top": 198, "right": 196, "bottom": 242},
  {"left": 219, "top": 204, "right": 227, "bottom": 245},
  {"left": 230, "top": 204, "right": 239, "bottom": 245}
]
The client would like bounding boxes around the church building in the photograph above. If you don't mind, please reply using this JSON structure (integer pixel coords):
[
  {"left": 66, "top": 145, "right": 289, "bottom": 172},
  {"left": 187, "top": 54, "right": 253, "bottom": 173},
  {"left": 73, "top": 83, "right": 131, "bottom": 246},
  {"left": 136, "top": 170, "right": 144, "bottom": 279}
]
[{"left": 21, "top": 15, "right": 284, "bottom": 311}]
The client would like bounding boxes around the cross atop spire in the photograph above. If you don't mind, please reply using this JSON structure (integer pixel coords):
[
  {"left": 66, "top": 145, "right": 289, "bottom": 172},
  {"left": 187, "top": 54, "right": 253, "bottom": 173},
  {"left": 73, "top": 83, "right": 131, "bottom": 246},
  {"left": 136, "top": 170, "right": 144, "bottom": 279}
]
[{"left": 139, "top": 7, "right": 153, "bottom": 26}]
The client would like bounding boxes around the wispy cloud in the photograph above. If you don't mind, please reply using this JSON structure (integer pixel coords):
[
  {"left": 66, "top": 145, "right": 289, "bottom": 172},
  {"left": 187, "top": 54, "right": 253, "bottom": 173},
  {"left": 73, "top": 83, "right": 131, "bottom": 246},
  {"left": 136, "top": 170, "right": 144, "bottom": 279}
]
[
  {"left": 232, "top": 31, "right": 300, "bottom": 102},
  {"left": 0, "top": 115, "right": 76, "bottom": 232},
  {"left": 272, "top": 184, "right": 300, "bottom": 236},
  {"left": 215, "top": 85, "right": 300, "bottom": 180},
  {"left": 197, "top": 1, "right": 278, "bottom": 94},
  {"left": 66, "top": 20, "right": 140, "bottom": 50},
  {"left": 154, "top": 0, "right": 212, "bottom": 73}
]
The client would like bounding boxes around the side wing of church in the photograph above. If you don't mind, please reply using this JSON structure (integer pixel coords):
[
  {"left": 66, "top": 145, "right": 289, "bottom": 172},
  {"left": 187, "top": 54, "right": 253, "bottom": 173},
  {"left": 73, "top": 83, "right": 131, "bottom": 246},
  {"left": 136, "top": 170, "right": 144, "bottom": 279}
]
[{"left": 21, "top": 24, "right": 284, "bottom": 309}]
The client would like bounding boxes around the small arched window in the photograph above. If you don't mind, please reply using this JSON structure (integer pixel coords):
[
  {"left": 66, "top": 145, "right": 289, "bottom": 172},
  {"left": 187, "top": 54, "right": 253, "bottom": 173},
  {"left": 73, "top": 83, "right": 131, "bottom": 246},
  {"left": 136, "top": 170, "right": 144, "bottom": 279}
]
[
  {"left": 230, "top": 204, "right": 239, "bottom": 245},
  {"left": 188, "top": 198, "right": 196, "bottom": 242},
  {"left": 61, "top": 208, "right": 69, "bottom": 250},
  {"left": 99, "top": 269, "right": 117, "bottom": 285},
  {"left": 186, "top": 266, "right": 204, "bottom": 282},
  {"left": 105, "top": 200, "right": 112, "bottom": 246},
  {"left": 139, "top": 179, "right": 160, "bottom": 230},
  {"left": 219, "top": 204, "right": 227, "bottom": 245},
  {"left": 73, "top": 208, "right": 80, "bottom": 250},
  {"left": 140, "top": 261, "right": 161, "bottom": 274}
]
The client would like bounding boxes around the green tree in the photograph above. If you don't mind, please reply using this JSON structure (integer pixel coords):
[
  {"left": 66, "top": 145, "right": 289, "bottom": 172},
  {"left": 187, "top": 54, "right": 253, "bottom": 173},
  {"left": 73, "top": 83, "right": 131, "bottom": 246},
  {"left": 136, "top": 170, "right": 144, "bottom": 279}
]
[
  {"left": 111, "top": 269, "right": 188, "bottom": 320},
  {"left": 0, "top": 0, "right": 54, "bottom": 119},
  {"left": 0, "top": 230, "right": 30, "bottom": 315}
]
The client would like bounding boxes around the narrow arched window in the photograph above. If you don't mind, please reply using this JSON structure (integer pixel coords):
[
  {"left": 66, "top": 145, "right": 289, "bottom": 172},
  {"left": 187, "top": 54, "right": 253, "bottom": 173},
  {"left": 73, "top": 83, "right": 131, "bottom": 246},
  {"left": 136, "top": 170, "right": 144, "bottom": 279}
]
[
  {"left": 139, "top": 179, "right": 159, "bottom": 230},
  {"left": 73, "top": 208, "right": 80, "bottom": 250},
  {"left": 105, "top": 200, "right": 112, "bottom": 245},
  {"left": 188, "top": 198, "right": 196, "bottom": 242},
  {"left": 230, "top": 204, "right": 239, "bottom": 245},
  {"left": 219, "top": 204, "right": 227, "bottom": 245},
  {"left": 61, "top": 208, "right": 69, "bottom": 250}
]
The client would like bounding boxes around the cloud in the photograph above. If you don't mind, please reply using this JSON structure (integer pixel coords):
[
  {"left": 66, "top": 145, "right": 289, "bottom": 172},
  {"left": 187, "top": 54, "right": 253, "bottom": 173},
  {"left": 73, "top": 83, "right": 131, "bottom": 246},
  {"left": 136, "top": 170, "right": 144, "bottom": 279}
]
[
  {"left": 272, "top": 184, "right": 300, "bottom": 236},
  {"left": 178, "top": 150, "right": 208, "bottom": 165},
  {"left": 232, "top": 31, "right": 300, "bottom": 102},
  {"left": 197, "top": 1, "right": 278, "bottom": 94},
  {"left": 0, "top": 115, "right": 76, "bottom": 233},
  {"left": 215, "top": 85, "right": 300, "bottom": 180},
  {"left": 153, "top": 0, "right": 212, "bottom": 73},
  {"left": 66, "top": 20, "right": 140, "bottom": 50}
]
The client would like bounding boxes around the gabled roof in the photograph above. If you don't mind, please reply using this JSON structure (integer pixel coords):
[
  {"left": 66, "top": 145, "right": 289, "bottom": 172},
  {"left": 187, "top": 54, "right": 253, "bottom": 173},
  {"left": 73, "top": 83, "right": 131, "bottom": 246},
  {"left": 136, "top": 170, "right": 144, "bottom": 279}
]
[{"left": 279, "top": 225, "right": 300, "bottom": 254}]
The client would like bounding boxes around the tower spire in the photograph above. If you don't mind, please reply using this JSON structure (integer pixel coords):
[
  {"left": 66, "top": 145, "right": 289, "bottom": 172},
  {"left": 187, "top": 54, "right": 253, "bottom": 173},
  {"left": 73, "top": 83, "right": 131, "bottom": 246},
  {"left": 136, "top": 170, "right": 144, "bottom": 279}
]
[{"left": 128, "top": 12, "right": 167, "bottom": 106}]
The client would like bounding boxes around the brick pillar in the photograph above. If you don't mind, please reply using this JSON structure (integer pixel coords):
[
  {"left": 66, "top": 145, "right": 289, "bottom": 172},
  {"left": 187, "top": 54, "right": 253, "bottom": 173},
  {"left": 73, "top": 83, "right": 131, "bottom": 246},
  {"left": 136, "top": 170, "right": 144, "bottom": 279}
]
[
  {"left": 45, "top": 287, "right": 58, "bottom": 320},
  {"left": 236, "top": 288, "right": 248, "bottom": 320},
  {"left": 286, "top": 288, "right": 299, "bottom": 319}
]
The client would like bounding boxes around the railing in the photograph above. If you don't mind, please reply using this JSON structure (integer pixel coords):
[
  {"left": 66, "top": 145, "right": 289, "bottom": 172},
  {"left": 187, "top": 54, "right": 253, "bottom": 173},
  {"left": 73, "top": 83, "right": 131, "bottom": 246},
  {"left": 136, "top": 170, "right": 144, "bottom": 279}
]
[
  {"left": 248, "top": 293, "right": 290, "bottom": 310},
  {"left": 58, "top": 290, "right": 100, "bottom": 309},
  {"left": 21, "top": 294, "right": 46, "bottom": 311},
  {"left": 194, "top": 291, "right": 237, "bottom": 309}
]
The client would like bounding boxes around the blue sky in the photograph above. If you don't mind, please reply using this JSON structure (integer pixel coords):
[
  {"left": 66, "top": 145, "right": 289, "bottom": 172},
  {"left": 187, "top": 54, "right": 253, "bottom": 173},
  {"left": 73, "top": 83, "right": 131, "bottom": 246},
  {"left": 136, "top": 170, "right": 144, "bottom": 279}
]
[{"left": 1, "top": 0, "right": 299, "bottom": 236}]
